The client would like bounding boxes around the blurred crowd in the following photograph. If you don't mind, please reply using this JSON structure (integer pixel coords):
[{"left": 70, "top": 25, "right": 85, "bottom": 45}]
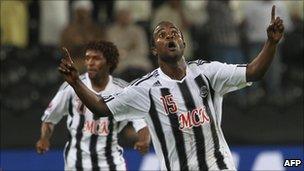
[{"left": 0, "top": 0, "right": 303, "bottom": 148}]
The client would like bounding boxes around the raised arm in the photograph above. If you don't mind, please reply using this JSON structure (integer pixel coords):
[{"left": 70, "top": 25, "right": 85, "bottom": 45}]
[
  {"left": 246, "top": 5, "right": 284, "bottom": 82},
  {"left": 58, "top": 47, "right": 110, "bottom": 116}
]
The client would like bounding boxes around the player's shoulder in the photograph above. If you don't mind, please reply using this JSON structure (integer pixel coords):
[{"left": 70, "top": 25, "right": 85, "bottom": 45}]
[
  {"left": 129, "top": 69, "right": 159, "bottom": 87},
  {"left": 187, "top": 59, "right": 229, "bottom": 70},
  {"left": 58, "top": 74, "right": 87, "bottom": 91},
  {"left": 112, "top": 77, "right": 129, "bottom": 88},
  {"left": 187, "top": 59, "right": 210, "bottom": 68},
  {"left": 58, "top": 81, "right": 70, "bottom": 91}
]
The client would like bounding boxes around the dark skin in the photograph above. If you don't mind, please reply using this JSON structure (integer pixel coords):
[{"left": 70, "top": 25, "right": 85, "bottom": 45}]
[
  {"left": 84, "top": 50, "right": 110, "bottom": 92},
  {"left": 36, "top": 122, "right": 53, "bottom": 154},
  {"left": 152, "top": 22, "right": 187, "bottom": 80},
  {"left": 37, "top": 48, "right": 150, "bottom": 155},
  {"left": 58, "top": 5, "right": 284, "bottom": 116}
]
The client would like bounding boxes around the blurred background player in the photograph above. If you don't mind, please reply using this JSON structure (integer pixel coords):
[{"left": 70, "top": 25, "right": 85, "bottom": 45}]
[
  {"left": 36, "top": 40, "right": 150, "bottom": 171},
  {"left": 60, "top": 0, "right": 104, "bottom": 73},
  {"left": 106, "top": 8, "right": 151, "bottom": 81}
]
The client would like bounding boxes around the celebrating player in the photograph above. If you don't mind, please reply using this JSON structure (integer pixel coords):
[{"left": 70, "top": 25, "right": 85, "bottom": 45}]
[
  {"left": 58, "top": 6, "right": 284, "bottom": 170},
  {"left": 36, "top": 40, "right": 150, "bottom": 171}
]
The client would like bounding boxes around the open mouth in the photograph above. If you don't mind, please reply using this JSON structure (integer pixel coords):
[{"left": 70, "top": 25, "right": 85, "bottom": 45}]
[{"left": 167, "top": 41, "right": 177, "bottom": 50}]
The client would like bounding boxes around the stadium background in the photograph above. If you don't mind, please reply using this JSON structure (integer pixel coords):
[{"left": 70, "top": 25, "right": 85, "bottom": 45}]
[{"left": 1, "top": 0, "right": 303, "bottom": 170}]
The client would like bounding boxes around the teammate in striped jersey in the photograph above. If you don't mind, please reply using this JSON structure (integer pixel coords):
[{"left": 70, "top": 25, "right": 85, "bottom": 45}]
[
  {"left": 36, "top": 41, "right": 150, "bottom": 171},
  {"left": 59, "top": 6, "right": 284, "bottom": 170}
]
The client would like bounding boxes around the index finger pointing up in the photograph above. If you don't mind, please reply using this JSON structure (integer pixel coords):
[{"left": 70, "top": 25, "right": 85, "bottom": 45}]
[
  {"left": 62, "top": 47, "right": 74, "bottom": 63},
  {"left": 271, "top": 5, "right": 275, "bottom": 23}
]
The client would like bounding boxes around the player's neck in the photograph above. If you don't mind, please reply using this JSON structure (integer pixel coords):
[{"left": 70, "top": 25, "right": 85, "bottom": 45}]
[
  {"left": 90, "top": 74, "right": 109, "bottom": 92},
  {"left": 159, "top": 58, "right": 187, "bottom": 81}
]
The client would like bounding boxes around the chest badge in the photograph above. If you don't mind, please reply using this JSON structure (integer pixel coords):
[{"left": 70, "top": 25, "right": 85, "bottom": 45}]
[{"left": 200, "top": 86, "right": 208, "bottom": 98}]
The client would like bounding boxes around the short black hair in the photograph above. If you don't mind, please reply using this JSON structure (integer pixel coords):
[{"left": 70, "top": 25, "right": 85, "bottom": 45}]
[
  {"left": 85, "top": 40, "right": 119, "bottom": 74},
  {"left": 150, "top": 21, "right": 184, "bottom": 48}
]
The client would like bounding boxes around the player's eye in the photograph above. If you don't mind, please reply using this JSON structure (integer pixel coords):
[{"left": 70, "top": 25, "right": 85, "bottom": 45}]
[
  {"left": 172, "top": 31, "right": 179, "bottom": 37},
  {"left": 159, "top": 32, "right": 166, "bottom": 38}
]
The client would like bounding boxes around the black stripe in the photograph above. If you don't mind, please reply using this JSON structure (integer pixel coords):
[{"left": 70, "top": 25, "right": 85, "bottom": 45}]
[
  {"left": 177, "top": 83, "right": 208, "bottom": 171},
  {"left": 148, "top": 91, "right": 171, "bottom": 171},
  {"left": 90, "top": 134, "right": 99, "bottom": 171},
  {"left": 90, "top": 112, "right": 102, "bottom": 170},
  {"left": 205, "top": 77, "right": 215, "bottom": 105},
  {"left": 187, "top": 59, "right": 210, "bottom": 66},
  {"left": 194, "top": 75, "right": 228, "bottom": 170},
  {"left": 105, "top": 116, "right": 116, "bottom": 171},
  {"left": 117, "top": 122, "right": 121, "bottom": 130},
  {"left": 131, "top": 70, "right": 158, "bottom": 86},
  {"left": 64, "top": 131, "right": 72, "bottom": 164},
  {"left": 64, "top": 98, "right": 74, "bottom": 163},
  {"left": 104, "top": 97, "right": 114, "bottom": 103},
  {"left": 160, "top": 88, "right": 189, "bottom": 171},
  {"left": 68, "top": 97, "right": 74, "bottom": 117},
  {"left": 75, "top": 112, "right": 85, "bottom": 171},
  {"left": 133, "top": 74, "right": 154, "bottom": 86},
  {"left": 68, "top": 98, "right": 74, "bottom": 127},
  {"left": 204, "top": 76, "right": 219, "bottom": 129}
]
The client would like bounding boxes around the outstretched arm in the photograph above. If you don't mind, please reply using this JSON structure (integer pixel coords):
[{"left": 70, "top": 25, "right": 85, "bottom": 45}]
[
  {"left": 58, "top": 48, "right": 111, "bottom": 116},
  {"left": 246, "top": 5, "right": 284, "bottom": 82},
  {"left": 36, "top": 122, "right": 54, "bottom": 154}
]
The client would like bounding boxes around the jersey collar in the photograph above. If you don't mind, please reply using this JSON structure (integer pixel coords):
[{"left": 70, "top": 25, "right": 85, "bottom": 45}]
[
  {"left": 157, "top": 65, "right": 189, "bottom": 83},
  {"left": 85, "top": 73, "right": 113, "bottom": 94}
]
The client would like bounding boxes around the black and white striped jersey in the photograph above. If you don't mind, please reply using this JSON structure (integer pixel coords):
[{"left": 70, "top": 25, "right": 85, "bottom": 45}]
[
  {"left": 106, "top": 60, "right": 250, "bottom": 171},
  {"left": 41, "top": 73, "right": 146, "bottom": 171}
]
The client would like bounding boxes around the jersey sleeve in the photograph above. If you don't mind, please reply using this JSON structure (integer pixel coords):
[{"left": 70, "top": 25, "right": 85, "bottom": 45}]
[
  {"left": 105, "top": 85, "right": 150, "bottom": 121},
  {"left": 131, "top": 119, "right": 147, "bottom": 132},
  {"left": 41, "top": 82, "right": 72, "bottom": 124},
  {"left": 202, "top": 61, "right": 251, "bottom": 95}
]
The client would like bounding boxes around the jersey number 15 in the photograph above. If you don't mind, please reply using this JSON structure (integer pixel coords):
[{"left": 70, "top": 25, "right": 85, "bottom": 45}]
[{"left": 160, "top": 95, "right": 178, "bottom": 115}]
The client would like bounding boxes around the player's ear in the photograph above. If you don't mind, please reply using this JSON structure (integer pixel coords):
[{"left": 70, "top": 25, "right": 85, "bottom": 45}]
[
  {"left": 183, "top": 42, "right": 186, "bottom": 48},
  {"left": 151, "top": 47, "right": 157, "bottom": 56}
]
